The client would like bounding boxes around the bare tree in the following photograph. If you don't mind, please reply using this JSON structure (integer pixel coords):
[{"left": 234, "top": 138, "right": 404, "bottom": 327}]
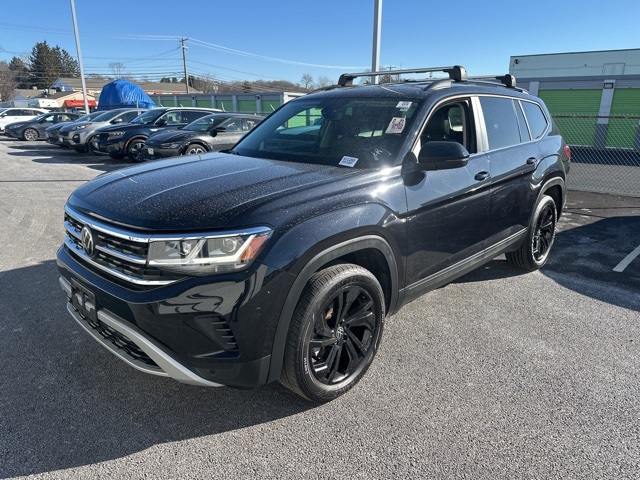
[
  {"left": 0, "top": 61, "right": 17, "bottom": 102},
  {"left": 300, "top": 73, "right": 314, "bottom": 91},
  {"left": 316, "top": 75, "right": 332, "bottom": 88},
  {"left": 109, "top": 62, "right": 126, "bottom": 78}
]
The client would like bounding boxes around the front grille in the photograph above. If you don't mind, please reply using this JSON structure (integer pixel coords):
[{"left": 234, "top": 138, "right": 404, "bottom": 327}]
[
  {"left": 61, "top": 130, "right": 70, "bottom": 138},
  {"left": 64, "top": 206, "right": 183, "bottom": 286}
]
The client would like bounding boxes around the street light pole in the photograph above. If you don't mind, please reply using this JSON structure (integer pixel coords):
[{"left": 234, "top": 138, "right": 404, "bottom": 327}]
[
  {"left": 70, "top": 0, "right": 89, "bottom": 113},
  {"left": 371, "top": 0, "right": 382, "bottom": 84}
]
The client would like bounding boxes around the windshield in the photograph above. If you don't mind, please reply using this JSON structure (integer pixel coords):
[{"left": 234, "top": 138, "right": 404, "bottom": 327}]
[
  {"left": 233, "top": 96, "right": 422, "bottom": 168},
  {"left": 76, "top": 111, "right": 104, "bottom": 122},
  {"left": 130, "top": 109, "right": 164, "bottom": 125},
  {"left": 91, "top": 110, "right": 128, "bottom": 122},
  {"left": 184, "top": 114, "right": 228, "bottom": 132}
]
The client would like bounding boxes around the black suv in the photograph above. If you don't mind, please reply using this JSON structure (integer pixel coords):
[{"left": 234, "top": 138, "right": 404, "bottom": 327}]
[
  {"left": 94, "top": 107, "right": 220, "bottom": 161},
  {"left": 57, "top": 66, "right": 570, "bottom": 402}
]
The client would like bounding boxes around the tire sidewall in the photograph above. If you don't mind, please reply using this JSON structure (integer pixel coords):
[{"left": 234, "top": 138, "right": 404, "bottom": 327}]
[
  {"left": 295, "top": 267, "right": 385, "bottom": 400},
  {"left": 528, "top": 195, "right": 557, "bottom": 267}
]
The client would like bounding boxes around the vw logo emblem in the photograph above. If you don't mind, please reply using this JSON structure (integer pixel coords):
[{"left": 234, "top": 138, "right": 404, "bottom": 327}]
[{"left": 81, "top": 226, "right": 95, "bottom": 257}]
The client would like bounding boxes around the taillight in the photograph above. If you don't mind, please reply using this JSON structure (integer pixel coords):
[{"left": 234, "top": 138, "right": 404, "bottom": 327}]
[{"left": 564, "top": 145, "right": 571, "bottom": 161}]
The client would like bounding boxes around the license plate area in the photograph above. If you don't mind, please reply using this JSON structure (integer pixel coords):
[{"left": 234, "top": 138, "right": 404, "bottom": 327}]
[{"left": 71, "top": 279, "right": 98, "bottom": 323}]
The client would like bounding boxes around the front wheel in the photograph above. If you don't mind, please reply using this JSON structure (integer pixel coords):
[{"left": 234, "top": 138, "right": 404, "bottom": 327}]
[
  {"left": 127, "top": 138, "right": 147, "bottom": 162},
  {"left": 279, "top": 264, "right": 385, "bottom": 402},
  {"left": 23, "top": 128, "right": 38, "bottom": 141},
  {"left": 506, "top": 194, "right": 557, "bottom": 271},
  {"left": 184, "top": 143, "right": 207, "bottom": 155}
]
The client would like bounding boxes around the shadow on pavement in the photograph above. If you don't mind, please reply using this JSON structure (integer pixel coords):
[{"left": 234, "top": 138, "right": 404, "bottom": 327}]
[{"left": 0, "top": 261, "right": 314, "bottom": 478}]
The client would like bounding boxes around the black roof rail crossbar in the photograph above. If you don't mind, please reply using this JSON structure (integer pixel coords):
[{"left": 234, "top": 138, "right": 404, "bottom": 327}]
[
  {"left": 467, "top": 74, "right": 517, "bottom": 88},
  {"left": 338, "top": 65, "right": 467, "bottom": 86}
]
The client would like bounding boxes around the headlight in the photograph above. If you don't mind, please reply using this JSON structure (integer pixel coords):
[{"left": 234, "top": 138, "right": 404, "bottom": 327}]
[
  {"left": 148, "top": 227, "right": 272, "bottom": 275},
  {"left": 160, "top": 142, "right": 181, "bottom": 149},
  {"left": 73, "top": 123, "right": 91, "bottom": 130}
]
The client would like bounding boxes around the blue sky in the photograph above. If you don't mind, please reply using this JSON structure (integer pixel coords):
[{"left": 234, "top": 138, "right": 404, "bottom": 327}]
[{"left": 0, "top": 0, "right": 638, "bottom": 88}]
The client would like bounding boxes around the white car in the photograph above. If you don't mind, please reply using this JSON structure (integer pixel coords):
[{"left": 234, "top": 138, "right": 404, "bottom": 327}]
[{"left": 0, "top": 108, "right": 48, "bottom": 133}]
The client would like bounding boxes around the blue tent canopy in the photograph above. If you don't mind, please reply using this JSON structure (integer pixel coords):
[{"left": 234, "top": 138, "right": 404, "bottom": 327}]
[{"left": 96, "top": 79, "right": 156, "bottom": 111}]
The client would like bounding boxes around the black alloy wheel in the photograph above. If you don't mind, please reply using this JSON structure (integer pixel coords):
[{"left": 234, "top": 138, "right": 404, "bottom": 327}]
[
  {"left": 127, "top": 138, "right": 147, "bottom": 162},
  {"left": 506, "top": 194, "right": 557, "bottom": 271},
  {"left": 280, "top": 263, "right": 385, "bottom": 402}
]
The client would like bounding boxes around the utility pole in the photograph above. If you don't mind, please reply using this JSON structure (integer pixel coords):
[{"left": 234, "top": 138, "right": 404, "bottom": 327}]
[
  {"left": 181, "top": 37, "right": 189, "bottom": 94},
  {"left": 70, "top": 0, "right": 89, "bottom": 113},
  {"left": 371, "top": 0, "right": 382, "bottom": 84}
]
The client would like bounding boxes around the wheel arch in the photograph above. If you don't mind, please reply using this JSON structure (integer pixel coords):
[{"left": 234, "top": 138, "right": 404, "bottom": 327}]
[
  {"left": 540, "top": 177, "right": 565, "bottom": 218},
  {"left": 266, "top": 235, "right": 399, "bottom": 384}
]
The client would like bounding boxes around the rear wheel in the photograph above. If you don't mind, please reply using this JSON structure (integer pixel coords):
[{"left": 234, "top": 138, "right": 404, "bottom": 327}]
[
  {"left": 127, "top": 138, "right": 147, "bottom": 162},
  {"left": 279, "top": 264, "right": 385, "bottom": 402},
  {"left": 506, "top": 194, "right": 557, "bottom": 271},
  {"left": 23, "top": 128, "right": 38, "bottom": 141}
]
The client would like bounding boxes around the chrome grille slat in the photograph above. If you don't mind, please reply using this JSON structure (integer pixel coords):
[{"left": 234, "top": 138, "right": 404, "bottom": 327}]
[{"left": 64, "top": 207, "right": 183, "bottom": 286}]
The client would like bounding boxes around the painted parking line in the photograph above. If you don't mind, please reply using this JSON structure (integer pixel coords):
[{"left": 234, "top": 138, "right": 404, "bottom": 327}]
[{"left": 613, "top": 245, "right": 640, "bottom": 272}]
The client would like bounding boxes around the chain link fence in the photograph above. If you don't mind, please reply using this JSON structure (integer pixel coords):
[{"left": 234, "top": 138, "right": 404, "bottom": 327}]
[{"left": 553, "top": 114, "right": 640, "bottom": 197}]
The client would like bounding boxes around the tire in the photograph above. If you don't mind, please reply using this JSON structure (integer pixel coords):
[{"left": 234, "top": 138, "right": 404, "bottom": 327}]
[
  {"left": 279, "top": 263, "right": 385, "bottom": 402},
  {"left": 23, "top": 128, "right": 38, "bottom": 141},
  {"left": 184, "top": 143, "right": 207, "bottom": 155},
  {"left": 506, "top": 194, "right": 557, "bottom": 271},
  {"left": 87, "top": 135, "right": 100, "bottom": 155},
  {"left": 127, "top": 137, "right": 147, "bottom": 162}
]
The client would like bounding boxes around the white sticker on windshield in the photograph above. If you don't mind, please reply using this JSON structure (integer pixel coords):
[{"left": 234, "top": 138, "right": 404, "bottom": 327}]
[
  {"left": 339, "top": 156, "right": 358, "bottom": 167},
  {"left": 386, "top": 117, "right": 406, "bottom": 134},
  {"left": 396, "top": 101, "right": 412, "bottom": 110}
]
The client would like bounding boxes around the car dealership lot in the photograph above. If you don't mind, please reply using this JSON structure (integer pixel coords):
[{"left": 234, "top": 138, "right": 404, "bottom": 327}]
[{"left": 0, "top": 137, "right": 638, "bottom": 479}]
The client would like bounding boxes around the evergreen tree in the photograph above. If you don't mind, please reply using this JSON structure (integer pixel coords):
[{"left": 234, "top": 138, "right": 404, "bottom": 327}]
[
  {"left": 8, "top": 56, "right": 31, "bottom": 89},
  {"left": 29, "top": 41, "right": 80, "bottom": 88}
]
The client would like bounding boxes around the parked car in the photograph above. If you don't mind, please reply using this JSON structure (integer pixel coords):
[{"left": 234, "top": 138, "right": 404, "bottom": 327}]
[
  {"left": 45, "top": 111, "right": 105, "bottom": 147},
  {"left": 0, "top": 107, "right": 48, "bottom": 133},
  {"left": 59, "top": 108, "right": 147, "bottom": 153},
  {"left": 4, "top": 112, "right": 81, "bottom": 141},
  {"left": 94, "top": 107, "right": 222, "bottom": 161},
  {"left": 57, "top": 65, "right": 570, "bottom": 402},
  {"left": 143, "top": 113, "right": 264, "bottom": 160}
]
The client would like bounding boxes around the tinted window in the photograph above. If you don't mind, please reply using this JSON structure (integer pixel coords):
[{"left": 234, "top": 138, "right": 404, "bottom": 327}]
[
  {"left": 120, "top": 111, "right": 140, "bottom": 123},
  {"left": 420, "top": 101, "right": 472, "bottom": 152},
  {"left": 182, "top": 110, "right": 209, "bottom": 124},
  {"left": 479, "top": 97, "right": 521, "bottom": 150},
  {"left": 521, "top": 101, "right": 548, "bottom": 139}
]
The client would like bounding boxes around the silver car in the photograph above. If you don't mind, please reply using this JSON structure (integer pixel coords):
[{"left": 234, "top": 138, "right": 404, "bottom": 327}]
[{"left": 59, "top": 108, "right": 147, "bottom": 153}]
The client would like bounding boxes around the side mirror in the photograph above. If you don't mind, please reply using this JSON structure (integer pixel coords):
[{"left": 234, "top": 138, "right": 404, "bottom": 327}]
[
  {"left": 111, "top": 118, "right": 123, "bottom": 124},
  {"left": 156, "top": 119, "right": 167, "bottom": 127},
  {"left": 414, "top": 141, "right": 470, "bottom": 171}
]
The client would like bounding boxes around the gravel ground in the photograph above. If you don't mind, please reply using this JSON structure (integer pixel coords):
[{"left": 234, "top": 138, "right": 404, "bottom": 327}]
[{"left": 0, "top": 137, "right": 638, "bottom": 479}]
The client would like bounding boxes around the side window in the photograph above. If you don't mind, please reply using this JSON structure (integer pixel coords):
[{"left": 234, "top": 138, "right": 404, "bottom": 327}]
[
  {"left": 479, "top": 97, "right": 521, "bottom": 150},
  {"left": 161, "top": 112, "right": 182, "bottom": 125},
  {"left": 244, "top": 118, "right": 259, "bottom": 130},
  {"left": 120, "top": 111, "right": 139, "bottom": 123},
  {"left": 521, "top": 101, "right": 549, "bottom": 140},
  {"left": 221, "top": 118, "right": 241, "bottom": 132},
  {"left": 181, "top": 111, "right": 207, "bottom": 124},
  {"left": 420, "top": 101, "right": 473, "bottom": 153}
]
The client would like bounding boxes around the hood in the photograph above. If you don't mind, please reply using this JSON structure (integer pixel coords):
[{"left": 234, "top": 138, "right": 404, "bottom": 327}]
[
  {"left": 146, "top": 129, "right": 196, "bottom": 145},
  {"left": 68, "top": 153, "right": 363, "bottom": 231},
  {"left": 6, "top": 122, "right": 27, "bottom": 130}
]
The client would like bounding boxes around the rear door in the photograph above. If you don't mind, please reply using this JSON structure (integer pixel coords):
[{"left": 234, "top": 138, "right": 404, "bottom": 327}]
[{"left": 476, "top": 96, "right": 540, "bottom": 247}]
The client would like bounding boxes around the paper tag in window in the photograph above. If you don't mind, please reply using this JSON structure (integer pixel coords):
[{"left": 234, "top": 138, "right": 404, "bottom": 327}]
[
  {"left": 396, "top": 101, "right": 412, "bottom": 110},
  {"left": 339, "top": 156, "right": 358, "bottom": 167},
  {"left": 386, "top": 117, "right": 406, "bottom": 134}
]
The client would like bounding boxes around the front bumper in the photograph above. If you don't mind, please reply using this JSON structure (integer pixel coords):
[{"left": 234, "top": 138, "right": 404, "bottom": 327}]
[
  {"left": 96, "top": 138, "right": 125, "bottom": 155},
  {"left": 57, "top": 244, "right": 293, "bottom": 388},
  {"left": 143, "top": 144, "right": 181, "bottom": 159}
]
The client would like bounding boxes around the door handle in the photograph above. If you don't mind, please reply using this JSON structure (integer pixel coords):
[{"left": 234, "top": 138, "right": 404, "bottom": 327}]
[
  {"left": 474, "top": 171, "right": 490, "bottom": 181},
  {"left": 526, "top": 157, "right": 537, "bottom": 165}
]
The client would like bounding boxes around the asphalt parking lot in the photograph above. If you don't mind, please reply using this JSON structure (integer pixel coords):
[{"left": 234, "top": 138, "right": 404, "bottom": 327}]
[{"left": 0, "top": 136, "right": 638, "bottom": 479}]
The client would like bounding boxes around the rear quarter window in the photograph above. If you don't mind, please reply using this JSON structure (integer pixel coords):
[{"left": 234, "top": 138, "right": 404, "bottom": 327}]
[{"left": 521, "top": 101, "right": 549, "bottom": 139}]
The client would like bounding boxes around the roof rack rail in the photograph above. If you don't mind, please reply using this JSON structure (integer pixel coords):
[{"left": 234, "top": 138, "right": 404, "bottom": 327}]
[
  {"left": 338, "top": 65, "right": 467, "bottom": 87},
  {"left": 467, "top": 74, "right": 518, "bottom": 89}
]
